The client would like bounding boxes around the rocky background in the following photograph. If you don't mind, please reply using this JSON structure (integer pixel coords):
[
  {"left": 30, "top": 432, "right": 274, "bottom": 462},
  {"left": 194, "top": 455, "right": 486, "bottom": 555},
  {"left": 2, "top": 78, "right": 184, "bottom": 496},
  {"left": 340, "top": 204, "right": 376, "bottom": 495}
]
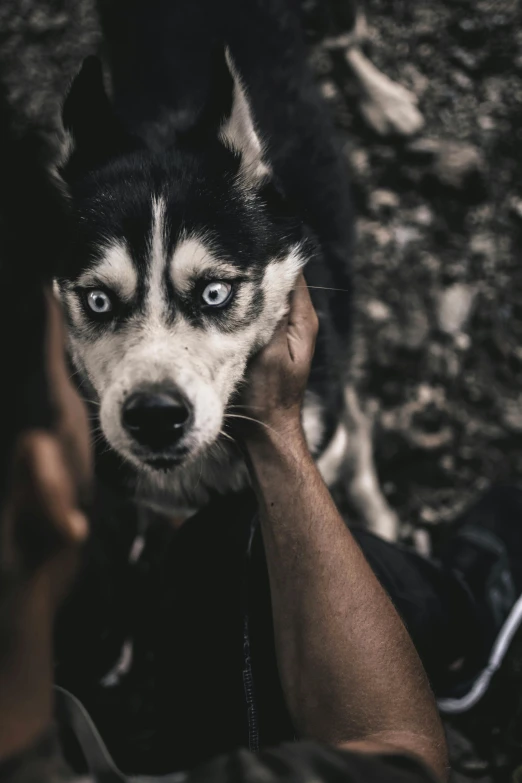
[{"left": 306, "top": 0, "right": 522, "bottom": 548}]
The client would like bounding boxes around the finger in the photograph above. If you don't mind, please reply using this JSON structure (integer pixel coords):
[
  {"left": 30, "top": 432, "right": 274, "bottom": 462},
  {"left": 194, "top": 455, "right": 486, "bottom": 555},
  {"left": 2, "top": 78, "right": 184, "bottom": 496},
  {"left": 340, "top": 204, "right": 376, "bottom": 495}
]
[
  {"left": 29, "top": 435, "right": 89, "bottom": 544},
  {"left": 288, "top": 273, "right": 317, "bottom": 331},
  {"left": 263, "top": 309, "right": 290, "bottom": 352},
  {"left": 248, "top": 308, "right": 288, "bottom": 367}
]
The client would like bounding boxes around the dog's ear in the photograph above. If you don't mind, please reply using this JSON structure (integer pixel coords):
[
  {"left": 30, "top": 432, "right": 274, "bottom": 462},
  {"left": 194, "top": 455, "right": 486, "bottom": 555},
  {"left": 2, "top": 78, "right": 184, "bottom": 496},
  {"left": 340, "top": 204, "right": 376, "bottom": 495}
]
[
  {"left": 219, "top": 51, "right": 270, "bottom": 186},
  {"left": 61, "top": 56, "right": 139, "bottom": 181}
]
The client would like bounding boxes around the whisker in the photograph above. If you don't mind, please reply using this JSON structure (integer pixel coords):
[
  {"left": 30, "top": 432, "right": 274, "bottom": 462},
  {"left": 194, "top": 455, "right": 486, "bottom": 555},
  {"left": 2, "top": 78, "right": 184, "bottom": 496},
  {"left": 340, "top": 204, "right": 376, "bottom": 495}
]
[
  {"left": 92, "top": 436, "right": 110, "bottom": 453},
  {"left": 79, "top": 395, "right": 101, "bottom": 408},
  {"left": 224, "top": 414, "right": 310, "bottom": 475},
  {"left": 228, "top": 404, "right": 265, "bottom": 411},
  {"left": 98, "top": 435, "right": 122, "bottom": 458},
  {"left": 306, "top": 285, "right": 351, "bottom": 293},
  {"left": 224, "top": 413, "right": 280, "bottom": 440},
  {"left": 219, "top": 429, "right": 237, "bottom": 445}
]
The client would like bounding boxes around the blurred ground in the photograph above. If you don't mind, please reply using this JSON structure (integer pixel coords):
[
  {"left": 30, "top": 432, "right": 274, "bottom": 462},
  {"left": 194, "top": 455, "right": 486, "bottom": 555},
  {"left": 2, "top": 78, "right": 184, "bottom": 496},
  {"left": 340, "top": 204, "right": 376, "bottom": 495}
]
[{"left": 305, "top": 0, "right": 522, "bottom": 544}]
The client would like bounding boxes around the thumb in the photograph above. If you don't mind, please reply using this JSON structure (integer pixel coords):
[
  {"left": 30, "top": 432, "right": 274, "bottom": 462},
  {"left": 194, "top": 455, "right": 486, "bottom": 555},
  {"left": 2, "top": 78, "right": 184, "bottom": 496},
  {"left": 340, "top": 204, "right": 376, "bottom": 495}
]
[{"left": 288, "top": 274, "right": 315, "bottom": 329}]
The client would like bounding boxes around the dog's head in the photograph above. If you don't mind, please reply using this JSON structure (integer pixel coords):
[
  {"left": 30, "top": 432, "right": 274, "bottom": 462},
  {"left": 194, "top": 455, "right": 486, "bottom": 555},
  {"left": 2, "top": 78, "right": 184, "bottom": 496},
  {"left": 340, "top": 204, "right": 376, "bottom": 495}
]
[{"left": 56, "top": 55, "right": 313, "bottom": 479}]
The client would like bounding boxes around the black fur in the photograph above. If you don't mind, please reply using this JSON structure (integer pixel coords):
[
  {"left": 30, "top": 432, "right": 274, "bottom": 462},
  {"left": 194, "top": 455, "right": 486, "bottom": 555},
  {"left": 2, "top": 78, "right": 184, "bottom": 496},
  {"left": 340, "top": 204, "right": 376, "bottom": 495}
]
[
  {"left": 95, "top": 0, "right": 355, "bottom": 335},
  {"left": 60, "top": 0, "right": 355, "bottom": 488}
]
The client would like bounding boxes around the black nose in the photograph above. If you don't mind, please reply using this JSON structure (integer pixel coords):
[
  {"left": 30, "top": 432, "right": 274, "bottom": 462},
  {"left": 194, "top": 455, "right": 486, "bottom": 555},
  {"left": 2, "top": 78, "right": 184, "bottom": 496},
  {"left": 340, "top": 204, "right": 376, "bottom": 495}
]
[{"left": 122, "top": 390, "right": 192, "bottom": 451}]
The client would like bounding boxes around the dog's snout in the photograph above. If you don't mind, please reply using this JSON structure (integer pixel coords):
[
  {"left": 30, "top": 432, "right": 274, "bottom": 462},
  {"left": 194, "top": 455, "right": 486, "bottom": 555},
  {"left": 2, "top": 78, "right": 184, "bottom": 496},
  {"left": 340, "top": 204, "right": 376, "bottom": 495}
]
[{"left": 122, "top": 390, "right": 192, "bottom": 451}]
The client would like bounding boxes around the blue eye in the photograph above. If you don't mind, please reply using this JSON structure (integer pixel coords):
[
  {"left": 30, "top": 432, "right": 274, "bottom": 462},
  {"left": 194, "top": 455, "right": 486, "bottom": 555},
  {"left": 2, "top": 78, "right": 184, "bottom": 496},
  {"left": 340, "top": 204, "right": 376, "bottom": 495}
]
[
  {"left": 201, "top": 281, "right": 233, "bottom": 307},
  {"left": 86, "top": 290, "right": 113, "bottom": 315}
]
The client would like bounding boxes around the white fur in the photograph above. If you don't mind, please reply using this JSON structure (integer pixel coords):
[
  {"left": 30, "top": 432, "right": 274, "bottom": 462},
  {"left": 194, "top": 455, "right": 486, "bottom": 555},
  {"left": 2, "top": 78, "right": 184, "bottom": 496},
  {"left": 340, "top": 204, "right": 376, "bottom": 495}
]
[
  {"left": 78, "top": 243, "right": 138, "bottom": 301},
  {"left": 220, "top": 51, "right": 270, "bottom": 184},
  {"left": 342, "top": 387, "right": 399, "bottom": 542},
  {"left": 60, "top": 228, "right": 306, "bottom": 508},
  {"left": 316, "top": 423, "right": 348, "bottom": 486},
  {"left": 147, "top": 198, "right": 168, "bottom": 318},
  {"left": 262, "top": 247, "right": 306, "bottom": 300},
  {"left": 171, "top": 237, "right": 241, "bottom": 293},
  {"left": 302, "top": 392, "right": 325, "bottom": 456}
]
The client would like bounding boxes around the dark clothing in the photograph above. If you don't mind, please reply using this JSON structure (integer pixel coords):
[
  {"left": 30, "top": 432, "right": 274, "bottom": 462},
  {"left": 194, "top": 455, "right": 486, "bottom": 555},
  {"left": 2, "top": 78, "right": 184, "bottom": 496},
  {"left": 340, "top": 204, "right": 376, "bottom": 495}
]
[
  {"left": 0, "top": 726, "right": 437, "bottom": 783},
  {"left": 54, "top": 488, "right": 480, "bottom": 778},
  {"left": 348, "top": 530, "right": 483, "bottom": 697}
]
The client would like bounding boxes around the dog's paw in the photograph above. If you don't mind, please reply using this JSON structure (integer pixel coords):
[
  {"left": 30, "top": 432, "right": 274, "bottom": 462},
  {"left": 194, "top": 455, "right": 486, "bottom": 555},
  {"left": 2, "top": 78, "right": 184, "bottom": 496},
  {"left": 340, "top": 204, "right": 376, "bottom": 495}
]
[
  {"left": 343, "top": 387, "right": 400, "bottom": 542},
  {"left": 347, "top": 48, "right": 424, "bottom": 137}
]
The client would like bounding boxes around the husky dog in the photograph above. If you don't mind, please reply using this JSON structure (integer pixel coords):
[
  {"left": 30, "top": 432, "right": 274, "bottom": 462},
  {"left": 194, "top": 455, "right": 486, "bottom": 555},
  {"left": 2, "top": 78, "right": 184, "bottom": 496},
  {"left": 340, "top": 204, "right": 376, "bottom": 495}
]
[
  {"left": 55, "top": 0, "right": 398, "bottom": 537},
  {"left": 56, "top": 56, "right": 346, "bottom": 512}
]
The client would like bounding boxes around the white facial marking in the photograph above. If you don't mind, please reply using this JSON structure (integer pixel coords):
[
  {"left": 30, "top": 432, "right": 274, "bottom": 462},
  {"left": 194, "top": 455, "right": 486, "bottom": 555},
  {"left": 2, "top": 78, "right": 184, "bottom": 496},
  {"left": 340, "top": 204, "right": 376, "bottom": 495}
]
[
  {"left": 78, "top": 242, "right": 137, "bottom": 301},
  {"left": 262, "top": 245, "right": 306, "bottom": 307},
  {"left": 63, "top": 224, "right": 307, "bottom": 506},
  {"left": 146, "top": 198, "right": 168, "bottom": 319},
  {"left": 98, "top": 318, "right": 230, "bottom": 466},
  {"left": 170, "top": 237, "right": 239, "bottom": 294}
]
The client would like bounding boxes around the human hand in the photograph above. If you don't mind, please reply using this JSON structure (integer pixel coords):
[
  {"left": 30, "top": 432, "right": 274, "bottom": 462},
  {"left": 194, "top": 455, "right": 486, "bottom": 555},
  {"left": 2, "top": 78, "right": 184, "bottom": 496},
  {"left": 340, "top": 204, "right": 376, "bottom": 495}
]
[
  {"left": 1, "top": 290, "right": 91, "bottom": 583},
  {"left": 0, "top": 289, "right": 91, "bottom": 763},
  {"left": 238, "top": 273, "right": 318, "bottom": 447}
]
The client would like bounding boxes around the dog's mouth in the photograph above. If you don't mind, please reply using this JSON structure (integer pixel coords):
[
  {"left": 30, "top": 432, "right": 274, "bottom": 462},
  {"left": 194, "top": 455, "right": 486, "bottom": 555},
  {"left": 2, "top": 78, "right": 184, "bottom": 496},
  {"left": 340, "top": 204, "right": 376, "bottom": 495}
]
[{"left": 144, "top": 454, "right": 187, "bottom": 471}]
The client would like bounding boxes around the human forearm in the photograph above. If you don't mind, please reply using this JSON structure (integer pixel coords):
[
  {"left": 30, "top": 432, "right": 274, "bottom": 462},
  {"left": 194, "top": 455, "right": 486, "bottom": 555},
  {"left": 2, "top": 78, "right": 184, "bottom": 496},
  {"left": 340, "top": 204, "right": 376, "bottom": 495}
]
[
  {"left": 239, "top": 276, "right": 446, "bottom": 776},
  {"left": 247, "top": 429, "right": 446, "bottom": 777}
]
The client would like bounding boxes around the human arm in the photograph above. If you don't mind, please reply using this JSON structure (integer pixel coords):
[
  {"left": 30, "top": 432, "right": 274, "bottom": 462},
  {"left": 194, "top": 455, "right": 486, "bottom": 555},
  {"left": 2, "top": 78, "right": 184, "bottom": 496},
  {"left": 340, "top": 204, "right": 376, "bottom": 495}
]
[{"left": 240, "top": 275, "right": 447, "bottom": 778}]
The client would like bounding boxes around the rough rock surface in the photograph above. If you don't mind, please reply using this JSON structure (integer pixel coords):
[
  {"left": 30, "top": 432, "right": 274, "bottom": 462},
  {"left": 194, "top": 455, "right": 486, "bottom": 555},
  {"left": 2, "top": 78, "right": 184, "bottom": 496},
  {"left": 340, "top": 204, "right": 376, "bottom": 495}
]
[{"left": 305, "top": 0, "right": 522, "bottom": 548}]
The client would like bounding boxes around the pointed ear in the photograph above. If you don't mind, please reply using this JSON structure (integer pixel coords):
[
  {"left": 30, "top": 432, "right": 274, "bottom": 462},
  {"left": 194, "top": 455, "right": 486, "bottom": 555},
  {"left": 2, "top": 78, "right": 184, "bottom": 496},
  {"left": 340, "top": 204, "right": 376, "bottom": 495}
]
[
  {"left": 61, "top": 56, "right": 139, "bottom": 181},
  {"left": 219, "top": 51, "right": 271, "bottom": 186}
]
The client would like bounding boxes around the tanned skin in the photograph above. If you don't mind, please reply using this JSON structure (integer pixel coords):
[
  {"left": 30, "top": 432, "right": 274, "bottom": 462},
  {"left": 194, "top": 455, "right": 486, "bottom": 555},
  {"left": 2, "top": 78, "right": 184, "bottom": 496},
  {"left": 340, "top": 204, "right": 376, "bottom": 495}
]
[{"left": 241, "top": 275, "right": 447, "bottom": 779}]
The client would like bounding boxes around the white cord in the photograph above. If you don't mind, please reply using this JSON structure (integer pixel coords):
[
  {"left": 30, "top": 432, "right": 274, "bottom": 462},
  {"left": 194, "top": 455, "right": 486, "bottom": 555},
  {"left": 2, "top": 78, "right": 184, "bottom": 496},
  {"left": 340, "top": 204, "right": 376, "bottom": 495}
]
[{"left": 438, "top": 592, "right": 522, "bottom": 713}]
